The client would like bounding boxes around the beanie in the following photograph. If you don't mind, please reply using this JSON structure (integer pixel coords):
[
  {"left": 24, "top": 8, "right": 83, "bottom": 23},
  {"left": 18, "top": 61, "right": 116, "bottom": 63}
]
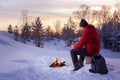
[{"left": 80, "top": 19, "right": 88, "bottom": 27}]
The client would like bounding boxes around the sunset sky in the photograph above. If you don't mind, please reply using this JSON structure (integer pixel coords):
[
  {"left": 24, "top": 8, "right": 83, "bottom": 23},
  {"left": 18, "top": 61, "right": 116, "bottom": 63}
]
[{"left": 0, "top": 0, "right": 119, "bottom": 30}]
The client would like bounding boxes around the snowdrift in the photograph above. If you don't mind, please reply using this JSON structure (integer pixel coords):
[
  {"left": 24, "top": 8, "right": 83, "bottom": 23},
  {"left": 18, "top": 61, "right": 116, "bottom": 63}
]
[{"left": 0, "top": 31, "right": 120, "bottom": 80}]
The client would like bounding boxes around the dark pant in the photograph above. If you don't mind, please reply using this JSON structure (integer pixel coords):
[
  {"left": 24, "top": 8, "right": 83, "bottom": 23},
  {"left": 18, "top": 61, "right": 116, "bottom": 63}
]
[{"left": 70, "top": 48, "right": 91, "bottom": 68}]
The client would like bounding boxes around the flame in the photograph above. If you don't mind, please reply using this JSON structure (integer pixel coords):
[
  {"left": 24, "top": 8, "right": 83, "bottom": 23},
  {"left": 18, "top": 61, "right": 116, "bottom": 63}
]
[
  {"left": 50, "top": 58, "right": 65, "bottom": 67},
  {"left": 54, "top": 58, "right": 59, "bottom": 67}
]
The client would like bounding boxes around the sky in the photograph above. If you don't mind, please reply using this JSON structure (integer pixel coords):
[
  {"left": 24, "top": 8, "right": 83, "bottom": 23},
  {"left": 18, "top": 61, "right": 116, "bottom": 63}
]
[{"left": 0, "top": 0, "right": 119, "bottom": 30}]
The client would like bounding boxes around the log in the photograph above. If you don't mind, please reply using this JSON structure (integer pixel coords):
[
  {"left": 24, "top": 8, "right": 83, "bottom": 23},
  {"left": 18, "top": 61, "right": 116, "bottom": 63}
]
[{"left": 85, "top": 56, "right": 91, "bottom": 64}]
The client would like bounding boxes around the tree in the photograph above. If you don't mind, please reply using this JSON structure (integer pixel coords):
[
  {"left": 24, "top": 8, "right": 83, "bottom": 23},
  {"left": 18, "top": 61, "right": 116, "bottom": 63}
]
[
  {"left": 91, "top": 10, "right": 99, "bottom": 24},
  {"left": 62, "top": 24, "right": 75, "bottom": 40},
  {"left": 54, "top": 19, "right": 61, "bottom": 39},
  {"left": 45, "top": 25, "right": 54, "bottom": 41},
  {"left": 32, "top": 17, "right": 45, "bottom": 47},
  {"left": 21, "top": 23, "right": 31, "bottom": 43},
  {"left": 21, "top": 9, "right": 29, "bottom": 25},
  {"left": 115, "top": 2, "right": 120, "bottom": 22},
  {"left": 61, "top": 16, "right": 76, "bottom": 46},
  {"left": 73, "top": 4, "right": 91, "bottom": 21},
  {"left": 55, "top": 20, "right": 61, "bottom": 33},
  {"left": 101, "top": 5, "right": 111, "bottom": 23},
  {"left": 8, "top": 24, "right": 13, "bottom": 33},
  {"left": 14, "top": 25, "right": 19, "bottom": 41},
  {"left": 73, "top": 4, "right": 112, "bottom": 28},
  {"left": 101, "top": 21, "right": 120, "bottom": 52},
  {"left": 112, "top": 23, "right": 120, "bottom": 51}
]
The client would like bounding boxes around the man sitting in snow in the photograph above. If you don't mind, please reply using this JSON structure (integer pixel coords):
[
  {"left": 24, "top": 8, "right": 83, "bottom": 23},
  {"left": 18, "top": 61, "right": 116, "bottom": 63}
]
[{"left": 70, "top": 19, "right": 100, "bottom": 71}]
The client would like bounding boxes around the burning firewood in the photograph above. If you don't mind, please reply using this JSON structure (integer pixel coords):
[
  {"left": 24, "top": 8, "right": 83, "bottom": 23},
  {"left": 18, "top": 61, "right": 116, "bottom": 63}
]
[{"left": 50, "top": 58, "right": 66, "bottom": 67}]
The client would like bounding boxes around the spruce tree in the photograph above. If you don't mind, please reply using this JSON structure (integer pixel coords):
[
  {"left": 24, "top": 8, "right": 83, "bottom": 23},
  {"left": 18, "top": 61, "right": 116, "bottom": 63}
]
[
  {"left": 45, "top": 26, "right": 54, "bottom": 41},
  {"left": 14, "top": 25, "right": 19, "bottom": 41},
  {"left": 21, "top": 23, "right": 31, "bottom": 43},
  {"left": 61, "top": 16, "right": 76, "bottom": 46},
  {"left": 32, "top": 17, "right": 45, "bottom": 47},
  {"left": 8, "top": 24, "right": 13, "bottom": 33}
]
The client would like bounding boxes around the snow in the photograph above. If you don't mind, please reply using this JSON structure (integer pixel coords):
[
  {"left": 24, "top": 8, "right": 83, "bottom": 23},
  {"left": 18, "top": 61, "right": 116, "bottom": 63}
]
[{"left": 0, "top": 31, "right": 120, "bottom": 80}]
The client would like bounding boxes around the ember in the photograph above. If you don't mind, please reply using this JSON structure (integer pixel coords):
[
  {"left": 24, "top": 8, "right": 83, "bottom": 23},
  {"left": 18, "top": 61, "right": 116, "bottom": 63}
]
[{"left": 50, "top": 58, "right": 66, "bottom": 67}]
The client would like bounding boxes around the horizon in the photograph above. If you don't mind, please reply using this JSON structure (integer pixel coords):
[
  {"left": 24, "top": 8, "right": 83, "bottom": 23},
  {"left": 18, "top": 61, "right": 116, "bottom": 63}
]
[{"left": 0, "top": 0, "right": 119, "bottom": 30}]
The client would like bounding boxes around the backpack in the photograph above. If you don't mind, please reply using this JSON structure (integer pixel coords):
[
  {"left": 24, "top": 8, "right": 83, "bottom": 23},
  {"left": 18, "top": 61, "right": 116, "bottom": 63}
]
[{"left": 89, "top": 54, "right": 108, "bottom": 74}]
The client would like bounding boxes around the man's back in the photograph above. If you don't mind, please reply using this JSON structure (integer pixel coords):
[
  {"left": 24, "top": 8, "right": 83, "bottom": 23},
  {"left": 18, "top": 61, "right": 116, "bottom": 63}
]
[
  {"left": 84, "top": 24, "right": 100, "bottom": 55},
  {"left": 73, "top": 24, "right": 100, "bottom": 55}
]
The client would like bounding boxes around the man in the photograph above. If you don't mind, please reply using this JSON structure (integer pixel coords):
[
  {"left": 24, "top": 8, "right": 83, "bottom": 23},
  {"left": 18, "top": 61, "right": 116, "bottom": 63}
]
[{"left": 70, "top": 19, "right": 100, "bottom": 71}]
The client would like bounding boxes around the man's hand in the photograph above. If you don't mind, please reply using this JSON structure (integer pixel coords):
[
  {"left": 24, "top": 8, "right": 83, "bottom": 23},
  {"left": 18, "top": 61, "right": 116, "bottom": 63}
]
[
  {"left": 71, "top": 44, "right": 75, "bottom": 49},
  {"left": 75, "top": 37, "right": 81, "bottom": 42}
]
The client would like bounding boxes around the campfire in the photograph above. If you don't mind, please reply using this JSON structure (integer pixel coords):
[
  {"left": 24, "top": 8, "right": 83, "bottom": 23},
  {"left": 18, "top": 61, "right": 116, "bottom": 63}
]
[{"left": 50, "top": 58, "right": 66, "bottom": 67}]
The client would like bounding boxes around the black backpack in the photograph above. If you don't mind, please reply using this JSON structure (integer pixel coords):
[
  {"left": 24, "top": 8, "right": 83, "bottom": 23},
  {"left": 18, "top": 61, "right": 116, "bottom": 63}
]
[{"left": 89, "top": 54, "right": 108, "bottom": 74}]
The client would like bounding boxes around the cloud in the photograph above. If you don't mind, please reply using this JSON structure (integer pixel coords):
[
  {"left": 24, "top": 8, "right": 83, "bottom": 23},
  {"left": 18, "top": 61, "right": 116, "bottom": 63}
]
[
  {"left": 85, "top": 0, "right": 117, "bottom": 7},
  {"left": 0, "top": 0, "right": 117, "bottom": 14},
  {"left": 0, "top": 0, "right": 117, "bottom": 29}
]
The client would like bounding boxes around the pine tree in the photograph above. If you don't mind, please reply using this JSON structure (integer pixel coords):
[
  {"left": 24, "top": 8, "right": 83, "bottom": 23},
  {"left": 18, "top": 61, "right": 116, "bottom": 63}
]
[
  {"left": 32, "top": 17, "right": 45, "bottom": 47},
  {"left": 8, "top": 24, "right": 13, "bottom": 33},
  {"left": 61, "top": 16, "right": 76, "bottom": 46},
  {"left": 21, "top": 23, "right": 31, "bottom": 43},
  {"left": 14, "top": 25, "right": 19, "bottom": 41},
  {"left": 101, "top": 22, "right": 113, "bottom": 48},
  {"left": 112, "top": 23, "right": 120, "bottom": 51},
  {"left": 101, "top": 22, "right": 120, "bottom": 52},
  {"left": 62, "top": 24, "right": 74, "bottom": 40},
  {"left": 45, "top": 25, "right": 54, "bottom": 41}
]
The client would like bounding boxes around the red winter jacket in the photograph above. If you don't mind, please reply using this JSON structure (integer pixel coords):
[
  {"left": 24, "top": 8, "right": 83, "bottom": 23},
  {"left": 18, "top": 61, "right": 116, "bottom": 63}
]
[{"left": 74, "top": 24, "right": 100, "bottom": 55}]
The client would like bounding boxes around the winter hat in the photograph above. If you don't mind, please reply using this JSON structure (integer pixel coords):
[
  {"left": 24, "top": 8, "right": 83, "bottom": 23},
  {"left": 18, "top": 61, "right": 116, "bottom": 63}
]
[{"left": 80, "top": 19, "right": 88, "bottom": 27}]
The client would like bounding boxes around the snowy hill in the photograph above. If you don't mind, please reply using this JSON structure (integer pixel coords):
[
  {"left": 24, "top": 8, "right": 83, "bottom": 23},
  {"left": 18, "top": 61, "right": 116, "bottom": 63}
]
[{"left": 0, "top": 31, "right": 120, "bottom": 80}]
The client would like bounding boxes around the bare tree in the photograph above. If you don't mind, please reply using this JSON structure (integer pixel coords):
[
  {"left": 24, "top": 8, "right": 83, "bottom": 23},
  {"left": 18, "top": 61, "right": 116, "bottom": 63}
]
[
  {"left": 54, "top": 19, "right": 61, "bottom": 33},
  {"left": 73, "top": 4, "right": 91, "bottom": 21},
  {"left": 21, "top": 9, "right": 29, "bottom": 25},
  {"left": 100, "top": 5, "right": 111, "bottom": 23},
  {"left": 54, "top": 19, "right": 61, "bottom": 39},
  {"left": 114, "top": 3, "right": 120, "bottom": 23}
]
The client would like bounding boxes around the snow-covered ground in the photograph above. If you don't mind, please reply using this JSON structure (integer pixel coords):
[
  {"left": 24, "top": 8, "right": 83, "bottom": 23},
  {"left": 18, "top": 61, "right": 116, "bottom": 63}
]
[{"left": 0, "top": 31, "right": 120, "bottom": 80}]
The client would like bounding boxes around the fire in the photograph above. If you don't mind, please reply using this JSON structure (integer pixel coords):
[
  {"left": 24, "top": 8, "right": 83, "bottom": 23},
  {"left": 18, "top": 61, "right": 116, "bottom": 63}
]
[{"left": 50, "top": 58, "right": 65, "bottom": 67}]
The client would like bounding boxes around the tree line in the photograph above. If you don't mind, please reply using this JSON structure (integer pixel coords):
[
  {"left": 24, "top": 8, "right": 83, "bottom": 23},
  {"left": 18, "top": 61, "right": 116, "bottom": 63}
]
[
  {"left": 7, "top": 4, "right": 120, "bottom": 52},
  {"left": 8, "top": 16, "right": 79, "bottom": 47}
]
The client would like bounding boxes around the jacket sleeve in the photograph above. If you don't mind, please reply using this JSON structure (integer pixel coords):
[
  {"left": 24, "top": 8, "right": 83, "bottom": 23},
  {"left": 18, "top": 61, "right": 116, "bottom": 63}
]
[{"left": 73, "top": 28, "right": 88, "bottom": 49}]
